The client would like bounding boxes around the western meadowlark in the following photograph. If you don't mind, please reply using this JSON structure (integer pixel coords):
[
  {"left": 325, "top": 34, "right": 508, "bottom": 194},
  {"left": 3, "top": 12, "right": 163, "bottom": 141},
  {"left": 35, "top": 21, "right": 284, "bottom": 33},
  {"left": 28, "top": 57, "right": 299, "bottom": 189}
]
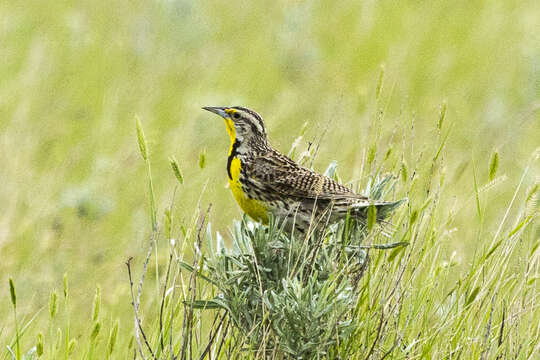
[{"left": 203, "top": 106, "right": 404, "bottom": 232}]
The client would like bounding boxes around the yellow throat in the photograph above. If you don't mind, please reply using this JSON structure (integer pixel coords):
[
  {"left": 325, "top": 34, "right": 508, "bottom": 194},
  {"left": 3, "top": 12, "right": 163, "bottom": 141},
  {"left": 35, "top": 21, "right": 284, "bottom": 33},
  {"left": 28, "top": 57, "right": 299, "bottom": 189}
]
[{"left": 223, "top": 114, "right": 269, "bottom": 223}]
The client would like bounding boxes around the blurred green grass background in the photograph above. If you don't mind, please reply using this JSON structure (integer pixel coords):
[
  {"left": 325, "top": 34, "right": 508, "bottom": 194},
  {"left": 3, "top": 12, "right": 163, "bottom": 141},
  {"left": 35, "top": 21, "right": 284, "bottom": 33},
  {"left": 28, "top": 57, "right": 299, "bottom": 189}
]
[{"left": 1, "top": 0, "right": 539, "bottom": 355}]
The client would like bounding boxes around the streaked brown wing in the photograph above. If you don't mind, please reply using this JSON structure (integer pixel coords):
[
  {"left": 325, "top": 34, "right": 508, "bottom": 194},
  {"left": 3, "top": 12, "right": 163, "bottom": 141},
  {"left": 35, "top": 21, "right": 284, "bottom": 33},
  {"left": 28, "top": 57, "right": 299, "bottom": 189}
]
[{"left": 245, "top": 150, "right": 367, "bottom": 201}]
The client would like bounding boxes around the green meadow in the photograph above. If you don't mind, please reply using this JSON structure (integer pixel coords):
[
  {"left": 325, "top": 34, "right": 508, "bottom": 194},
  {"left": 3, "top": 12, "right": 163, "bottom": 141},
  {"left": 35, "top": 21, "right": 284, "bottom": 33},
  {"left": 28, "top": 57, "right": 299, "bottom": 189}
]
[{"left": 1, "top": 0, "right": 539, "bottom": 358}]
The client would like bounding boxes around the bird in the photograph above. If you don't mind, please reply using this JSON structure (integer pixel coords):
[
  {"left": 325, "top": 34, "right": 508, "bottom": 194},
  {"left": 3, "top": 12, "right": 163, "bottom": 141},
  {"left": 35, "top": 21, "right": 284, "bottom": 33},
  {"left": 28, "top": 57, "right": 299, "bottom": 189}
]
[{"left": 202, "top": 106, "right": 404, "bottom": 233}]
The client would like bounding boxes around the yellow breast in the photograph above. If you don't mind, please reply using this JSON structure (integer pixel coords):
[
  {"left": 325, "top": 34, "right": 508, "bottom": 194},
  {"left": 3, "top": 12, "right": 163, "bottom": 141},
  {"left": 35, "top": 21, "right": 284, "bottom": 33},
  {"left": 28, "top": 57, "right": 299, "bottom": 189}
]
[
  {"left": 222, "top": 114, "right": 269, "bottom": 223},
  {"left": 228, "top": 156, "right": 269, "bottom": 224}
]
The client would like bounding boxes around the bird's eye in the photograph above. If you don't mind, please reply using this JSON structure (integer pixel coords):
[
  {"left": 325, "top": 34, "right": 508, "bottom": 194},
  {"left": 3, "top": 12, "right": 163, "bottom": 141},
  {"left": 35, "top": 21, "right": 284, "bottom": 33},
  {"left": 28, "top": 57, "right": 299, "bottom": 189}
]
[{"left": 232, "top": 112, "right": 241, "bottom": 120}]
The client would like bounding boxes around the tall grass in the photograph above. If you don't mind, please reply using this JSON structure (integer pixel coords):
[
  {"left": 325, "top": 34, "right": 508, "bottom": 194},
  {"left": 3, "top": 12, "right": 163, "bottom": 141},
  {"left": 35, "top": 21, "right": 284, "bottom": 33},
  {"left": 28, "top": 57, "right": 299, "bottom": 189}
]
[
  {"left": 1, "top": 0, "right": 539, "bottom": 358},
  {"left": 118, "top": 121, "right": 537, "bottom": 359},
  {"left": 2, "top": 113, "right": 538, "bottom": 359}
]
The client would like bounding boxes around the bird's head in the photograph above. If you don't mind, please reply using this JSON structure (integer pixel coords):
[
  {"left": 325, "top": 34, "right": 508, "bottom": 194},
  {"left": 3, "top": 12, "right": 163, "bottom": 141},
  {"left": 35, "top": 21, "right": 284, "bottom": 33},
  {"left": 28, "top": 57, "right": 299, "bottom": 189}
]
[{"left": 203, "top": 106, "right": 268, "bottom": 146}]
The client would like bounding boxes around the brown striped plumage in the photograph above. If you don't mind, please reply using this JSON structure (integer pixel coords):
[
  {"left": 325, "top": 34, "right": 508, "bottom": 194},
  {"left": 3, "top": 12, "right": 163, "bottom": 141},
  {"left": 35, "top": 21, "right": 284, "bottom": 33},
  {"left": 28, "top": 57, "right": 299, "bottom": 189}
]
[{"left": 203, "top": 106, "right": 404, "bottom": 232}]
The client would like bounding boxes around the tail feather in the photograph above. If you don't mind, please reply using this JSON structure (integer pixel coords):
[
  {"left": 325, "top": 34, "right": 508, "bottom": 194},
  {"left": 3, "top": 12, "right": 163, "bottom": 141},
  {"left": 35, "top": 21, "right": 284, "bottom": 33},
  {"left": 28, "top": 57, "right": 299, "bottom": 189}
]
[
  {"left": 349, "top": 198, "right": 407, "bottom": 220},
  {"left": 374, "top": 198, "right": 407, "bottom": 220}
]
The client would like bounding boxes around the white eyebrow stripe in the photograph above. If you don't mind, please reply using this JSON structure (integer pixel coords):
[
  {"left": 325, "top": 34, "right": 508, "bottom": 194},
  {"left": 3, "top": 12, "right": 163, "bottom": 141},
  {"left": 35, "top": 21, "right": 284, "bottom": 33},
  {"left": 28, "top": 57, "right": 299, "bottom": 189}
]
[{"left": 232, "top": 107, "right": 266, "bottom": 135}]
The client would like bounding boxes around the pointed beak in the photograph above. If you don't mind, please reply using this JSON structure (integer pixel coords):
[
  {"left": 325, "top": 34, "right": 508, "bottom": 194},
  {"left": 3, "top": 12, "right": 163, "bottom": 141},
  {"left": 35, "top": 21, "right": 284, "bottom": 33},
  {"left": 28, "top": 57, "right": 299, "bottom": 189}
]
[{"left": 202, "top": 106, "right": 229, "bottom": 118}]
